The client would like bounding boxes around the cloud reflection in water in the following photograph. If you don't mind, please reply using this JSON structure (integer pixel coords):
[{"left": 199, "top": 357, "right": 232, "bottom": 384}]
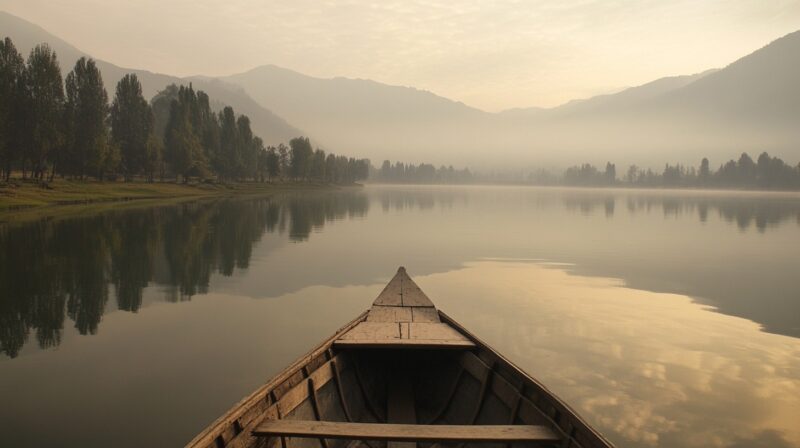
[{"left": 415, "top": 261, "right": 800, "bottom": 447}]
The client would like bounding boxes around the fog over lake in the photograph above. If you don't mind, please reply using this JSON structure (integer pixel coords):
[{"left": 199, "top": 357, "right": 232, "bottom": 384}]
[{"left": 1, "top": 186, "right": 799, "bottom": 447}]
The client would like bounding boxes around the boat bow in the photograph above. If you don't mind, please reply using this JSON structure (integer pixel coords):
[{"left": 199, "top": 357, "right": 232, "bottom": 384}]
[{"left": 334, "top": 267, "right": 475, "bottom": 349}]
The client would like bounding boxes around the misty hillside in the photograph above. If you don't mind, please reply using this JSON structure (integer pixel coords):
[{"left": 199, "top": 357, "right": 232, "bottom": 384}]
[
  {"left": 503, "top": 70, "right": 717, "bottom": 119},
  {"left": 3, "top": 10, "right": 799, "bottom": 168},
  {"left": 223, "top": 32, "right": 800, "bottom": 168},
  {"left": 0, "top": 11, "right": 304, "bottom": 146},
  {"left": 654, "top": 30, "right": 800, "bottom": 126},
  {"left": 223, "top": 64, "right": 492, "bottom": 159}
]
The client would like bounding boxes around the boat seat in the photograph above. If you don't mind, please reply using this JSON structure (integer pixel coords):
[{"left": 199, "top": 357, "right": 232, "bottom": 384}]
[{"left": 252, "top": 420, "right": 560, "bottom": 443}]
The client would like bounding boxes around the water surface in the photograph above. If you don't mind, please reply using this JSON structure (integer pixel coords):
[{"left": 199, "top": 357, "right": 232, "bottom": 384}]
[{"left": 1, "top": 186, "right": 799, "bottom": 447}]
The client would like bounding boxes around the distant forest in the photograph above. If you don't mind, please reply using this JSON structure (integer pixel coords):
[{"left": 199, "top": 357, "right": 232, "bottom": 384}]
[
  {"left": 368, "top": 153, "right": 800, "bottom": 190},
  {"left": 552, "top": 152, "right": 800, "bottom": 190},
  {"left": 371, "top": 160, "right": 474, "bottom": 184},
  {"left": 0, "top": 37, "right": 369, "bottom": 184}
]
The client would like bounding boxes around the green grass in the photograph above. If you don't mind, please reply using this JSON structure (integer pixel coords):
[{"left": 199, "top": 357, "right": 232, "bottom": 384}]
[{"left": 0, "top": 178, "right": 338, "bottom": 221}]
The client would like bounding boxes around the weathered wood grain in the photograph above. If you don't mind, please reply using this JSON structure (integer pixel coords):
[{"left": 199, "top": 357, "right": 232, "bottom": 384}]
[
  {"left": 367, "top": 306, "right": 412, "bottom": 323},
  {"left": 410, "top": 307, "right": 439, "bottom": 323},
  {"left": 253, "top": 421, "right": 559, "bottom": 442},
  {"left": 373, "top": 274, "right": 403, "bottom": 306}
]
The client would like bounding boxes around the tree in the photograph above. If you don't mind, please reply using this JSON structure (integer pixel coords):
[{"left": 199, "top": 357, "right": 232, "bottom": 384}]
[
  {"left": 236, "top": 115, "right": 256, "bottom": 180},
  {"left": 699, "top": 158, "right": 710, "bottom": 184},
  {"left": 265, "top": 146, "right": 280, "bottom": 181},
  {"left": 604, "top": 162, "right": 616, "bottom": 185},
  {"left": 0, "top": 37, "right": 25, "bottom": 180},
  {"left": 277, "top": 143, "right": 289, "bottom": 178},
  {"left": 289, "top": 137, "right": 313, "bottom": 180},
  {"left": 150, "top": 84, "right": 179, "bottom": 141},
  {"left": 64, "top": 57, "right": 111, "bottom": 179},
  {"left": 217, "top": 106, "right": 238, "bottom": 181},
  {"left": 111, "top": 74, "right": 152, "bottom": 180},
  {"left": 25, "top": 44, "right": 64, "bottom": 180},
  {"left": 195, "top": 91, "right": 221, "bottom": 177},
  {"left": 310, "top": 148, "right": 326, "bottom": 181},
  {"left": 326, "top": 153, "right": 337, "bottom": 182},
  {"left": 144, "top": 132, "right": 163, "bottom": 182}
]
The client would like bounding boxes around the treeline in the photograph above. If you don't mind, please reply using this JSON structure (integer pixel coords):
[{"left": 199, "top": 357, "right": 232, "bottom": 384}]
[
  {"left": 0, "top": 37, "right": 369, "bottom": 184},
  {"left": 372, "top": 160, "right": 474, "bottom": 184},
  {"left": 541, "top": 152, "right": 800, "bottom": 190}
]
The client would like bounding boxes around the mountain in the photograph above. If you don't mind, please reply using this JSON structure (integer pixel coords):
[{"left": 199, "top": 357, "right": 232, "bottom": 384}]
[
  {"left": 223, "top": 65, "right": 492, "bottom": 161},
  {"left": 0, "top": 11, "right": 304, "bottom": 146},
  {"left": 502, "top": 70, "right": 717, "bottom": 119},
  {"left": 3, "top": 10, "right": 799, "bottom": 168},
  {"left": 223, "top": 32, "right": 800, "bottom": 168}
]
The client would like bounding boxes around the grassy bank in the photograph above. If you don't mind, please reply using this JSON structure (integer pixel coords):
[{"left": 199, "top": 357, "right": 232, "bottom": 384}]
[{"left": 0, "top": 178, "right": 336, "bottom": 214}]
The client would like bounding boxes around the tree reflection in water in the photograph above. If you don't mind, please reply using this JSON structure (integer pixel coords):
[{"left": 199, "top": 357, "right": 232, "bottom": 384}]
[{"left": 0, "top": 191, "right": 369, "bottom": 358}]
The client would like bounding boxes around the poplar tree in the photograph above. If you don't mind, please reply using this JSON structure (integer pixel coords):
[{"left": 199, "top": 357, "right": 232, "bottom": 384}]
[
  {"left": 25, "top": 44, "right": 64, "bottom": 180},
  {"left": 65, "top": 57, "right": 112, "bottom": 179},
  {"left": 111, "top": 74, "right": 152, "bottom": 180},
  {"left": 217, "top": 106, "right": 238, "bottom": 181},
  {"left": 289, "top": 136, "right": 313, "bottom": 180},
  {"left": 0, "top": 37, "right": 25, "bottom": 180}
]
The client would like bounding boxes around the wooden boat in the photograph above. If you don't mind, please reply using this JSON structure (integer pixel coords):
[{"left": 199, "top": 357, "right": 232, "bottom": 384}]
[{"left": 187, "top": 267, "right": 614, "bottom": 448}]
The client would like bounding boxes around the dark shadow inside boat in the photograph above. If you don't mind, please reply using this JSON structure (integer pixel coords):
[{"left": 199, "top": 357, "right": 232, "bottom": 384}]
[{"left": 276, "top": 348, "right": 565, "bottom": 448}]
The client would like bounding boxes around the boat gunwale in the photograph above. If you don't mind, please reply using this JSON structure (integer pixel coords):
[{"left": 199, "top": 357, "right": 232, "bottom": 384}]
[{"left": 185, "top": 310, "right": 369, "bottom": 448}]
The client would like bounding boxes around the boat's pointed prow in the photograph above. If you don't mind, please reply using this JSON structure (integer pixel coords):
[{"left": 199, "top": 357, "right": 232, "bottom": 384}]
[{"left": 334, "top": 268, "right": 475, "bottom": 349}]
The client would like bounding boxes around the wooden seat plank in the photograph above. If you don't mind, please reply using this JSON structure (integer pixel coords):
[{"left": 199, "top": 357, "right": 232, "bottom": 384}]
[
  {"left": 334, "top": 339, "right": 475, "bottom": 349},
  {"left": 253, "top": 421, "right": 559, "bottom": 442}
]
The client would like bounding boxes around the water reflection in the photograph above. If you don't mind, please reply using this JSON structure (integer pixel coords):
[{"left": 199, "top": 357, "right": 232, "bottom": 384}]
[
  {"left": 0, "top": 192, "right": 368, "bottom": 358},
  {"left": 2, "top": 186, "right": 800, "bottom": 355},
  {"left": 422, "top": 261, "right": 800, "bottom": 448},
  {"left": 1, "top": 186, "right": 800, "bottom": 448}
]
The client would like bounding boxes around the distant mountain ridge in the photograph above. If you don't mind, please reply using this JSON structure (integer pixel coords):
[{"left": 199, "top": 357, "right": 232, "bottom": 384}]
[
  {"left": 0, "top": 11, "right": 304, "bottom": 146},
  {"left": 3, "top": 10, "right": 800, "bottom": 168},
  {"left": 222, "top": 29, "right": 800, "bottom": 166}
]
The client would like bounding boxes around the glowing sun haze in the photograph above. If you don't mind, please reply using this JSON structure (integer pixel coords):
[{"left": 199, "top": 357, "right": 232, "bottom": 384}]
[{"left": 3, "top": 0, "right": 800, "bottom": 111}]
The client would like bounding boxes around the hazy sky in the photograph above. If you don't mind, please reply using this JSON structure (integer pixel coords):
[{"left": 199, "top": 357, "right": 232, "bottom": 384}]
[{"left": 3, "top": 0, "right": 800, "bottom": 111}]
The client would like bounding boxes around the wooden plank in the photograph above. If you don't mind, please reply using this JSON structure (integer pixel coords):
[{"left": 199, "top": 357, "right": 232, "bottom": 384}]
[
  {"left": 399, "top": 323, "right": 410, "bottom": 339},
  {"left": 408, "top": 323, "right": 469, "bottom": 342},
  {"left": 253, "top": 421, "right": 560, "bottom": 442},
  {"left": 278, "top": 361, "right": 337, "bottom": 417},
  {"left": 373, "top": 273, "right": 403, "bottom": 306},
  {"left": 410, "top": 307, "right": 440, "bottom": 323},
  {"left": 334, "top": 339, "right": 475, "bottom": 349},
  {"left": 398, "top": 273, "right": 434, "bottom": 307},
  {"left": 338, "top": 322, "right": 401, "bottom": 341},
  {"left": 367, "top": 306, "right": 412, "bottom": 323}
]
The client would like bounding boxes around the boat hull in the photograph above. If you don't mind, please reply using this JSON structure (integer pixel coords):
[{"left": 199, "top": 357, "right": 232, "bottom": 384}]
[{"left": 185, "top": 309, "right": 613, "bottom": 448}]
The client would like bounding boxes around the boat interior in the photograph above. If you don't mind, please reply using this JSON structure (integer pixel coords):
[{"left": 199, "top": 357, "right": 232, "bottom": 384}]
[{"left": 186, "top": 268, "right": 612, "bottom": 448}]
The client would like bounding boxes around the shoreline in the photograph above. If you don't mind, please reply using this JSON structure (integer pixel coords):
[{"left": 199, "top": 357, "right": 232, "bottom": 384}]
[{"left": 0, "top": 179, "right": 352, "bottom": 223}]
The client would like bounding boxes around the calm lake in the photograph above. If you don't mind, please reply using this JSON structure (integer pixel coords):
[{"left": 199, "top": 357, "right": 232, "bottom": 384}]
[{"left": 1, "top": 185, "right": 799, "bottom": 448}]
